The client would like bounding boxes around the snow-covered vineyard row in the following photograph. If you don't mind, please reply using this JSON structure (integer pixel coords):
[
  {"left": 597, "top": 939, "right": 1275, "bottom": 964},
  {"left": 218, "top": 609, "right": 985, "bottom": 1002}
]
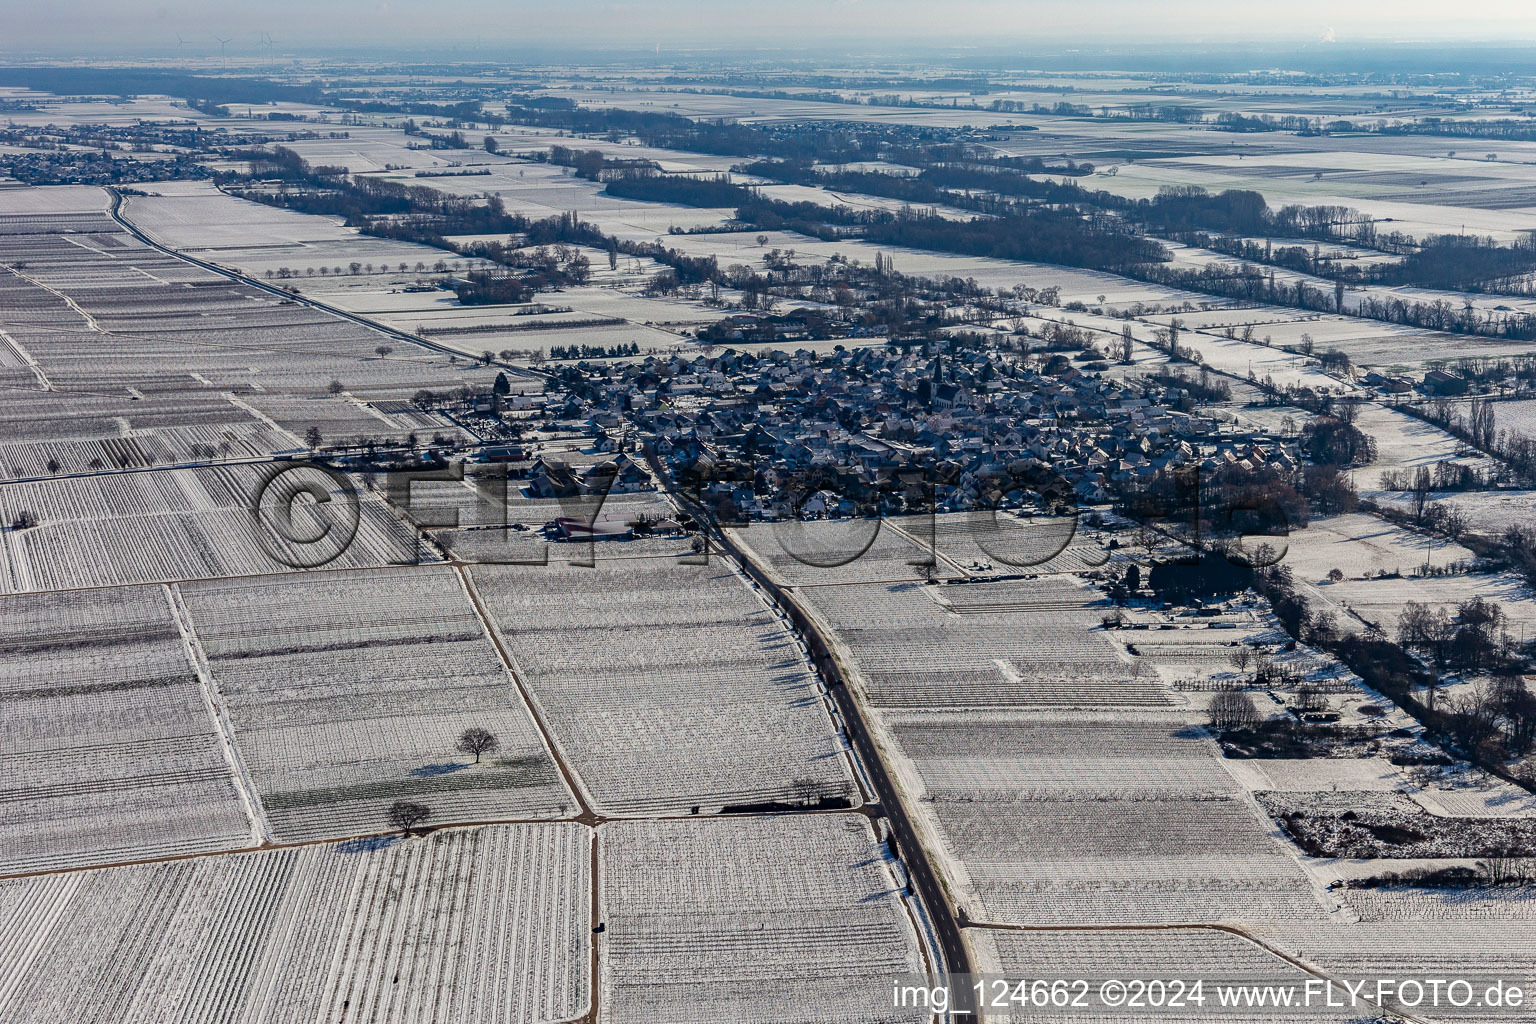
[
  {"left": 732, "top": 519, "right": 948, "bottom": 586},
  {"left": 919, "top": 511, "right": 1113, "bottom": 574},
  {"left": 0, "top": 195, "right": 497, "bottom": 401},
  {"left": 971, "top": 928, "right": 1361, "bottom": 1023},
  {"left": 469, "top": 559, "right": 856, "bottom": 816},
  {"left": 793, "top": 578, "right": 1331, "bottom": 925},
  {"left": 0, "top": 585, "right": 251, "bottom": 874},
  {"left": 598, "top": 815, "right": 927, "bottom": 1024},
  {"left": 1250, "top": 923, "right": 1536, "bottom": 1023},
  {"left": 237, "top": 391, "right": 471, "bottom": 447},
  {"left": 0, "top": 463, "right": 423, "bottom": 593},
  {"left": 0, "top": 824, "right": 590, "bottom": 1024},
  {"left": 887, "top": 711, "right": 1240, "bottom": 799},
  {"left": 0, "top": 422, "right": 296, "bottom": 481},
  {"left": 177, "top": 566, "right": 574, "bottom": 841},
  {"left": 804, "top": 577, "right": 1160, "bottom": 708}
]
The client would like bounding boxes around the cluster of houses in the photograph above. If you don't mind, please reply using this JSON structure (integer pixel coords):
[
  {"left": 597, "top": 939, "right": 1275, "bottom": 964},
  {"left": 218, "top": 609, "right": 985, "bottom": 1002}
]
[{"left": 511, "top": 340, "right": 1303, "bottom": 521}]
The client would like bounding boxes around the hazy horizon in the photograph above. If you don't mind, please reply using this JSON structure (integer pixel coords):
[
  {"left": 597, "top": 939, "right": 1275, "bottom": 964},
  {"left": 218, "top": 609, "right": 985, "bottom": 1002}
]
[{"left": 7, "top": 0, "right": 1536, "bottom": 58}]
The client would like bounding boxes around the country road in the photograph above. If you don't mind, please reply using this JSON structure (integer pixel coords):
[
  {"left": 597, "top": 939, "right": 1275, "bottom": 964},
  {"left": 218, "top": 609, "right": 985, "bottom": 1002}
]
[{"left": 646, "top": 450, "right": 979, "bottom": 1021}]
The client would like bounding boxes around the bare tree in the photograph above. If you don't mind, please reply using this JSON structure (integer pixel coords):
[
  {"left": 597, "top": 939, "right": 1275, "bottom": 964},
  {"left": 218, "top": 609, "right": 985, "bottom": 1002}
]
[
  {"left": 790, "top": 777, "right": 823, "bottom": 807},
  {"left": 1293, "top": 684, "right": 1325, "bottom": 713},
  {"left": 1479, "top": 849, "right": 1528, "bottom": 887},
  {"left": 303, "top": 425, "right": 323, "bottom": 450},
  {"left": 1209, "top": 689, "right": 1261, "bottom": 732},
  {"left": 375, "top": 345, "right": 393, "bottom": 359},
  {"left": 1410, "top": 465, "right": 1433, "bottom": 523},
  {"left": 387, "top": 800, "right": 431, "bottom": 835},
  {"left": 456, "top": 727, "right": 500, "bottom": 764}
]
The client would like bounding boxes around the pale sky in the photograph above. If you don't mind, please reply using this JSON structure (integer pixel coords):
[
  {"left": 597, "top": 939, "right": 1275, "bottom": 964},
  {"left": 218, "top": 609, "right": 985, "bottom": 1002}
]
[{"left": 5, "top": 0, "right": 1536, "bottom": 55}]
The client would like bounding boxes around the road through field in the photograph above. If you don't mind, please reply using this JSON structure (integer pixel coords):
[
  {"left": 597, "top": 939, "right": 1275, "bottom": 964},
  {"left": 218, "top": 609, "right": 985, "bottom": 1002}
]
[{"left": 646, "top": 449, "right": 977, "bottom": 1021}]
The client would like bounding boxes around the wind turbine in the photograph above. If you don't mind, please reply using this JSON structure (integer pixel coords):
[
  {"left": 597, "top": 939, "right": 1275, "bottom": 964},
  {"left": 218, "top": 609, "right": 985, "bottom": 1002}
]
[
  {"left": 175, "top": 32, "right": 186, "bottom": 50},
  {"left": 216, "top": 36, "right": 231, "bottom": 69}
]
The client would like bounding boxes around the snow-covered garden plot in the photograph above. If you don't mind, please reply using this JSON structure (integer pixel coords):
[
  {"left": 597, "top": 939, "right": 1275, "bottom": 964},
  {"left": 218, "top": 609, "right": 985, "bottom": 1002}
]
[
  {"left": 0, "top": 464, "right": 420, "bottom": 594},
  {"left": 597, "top": 815, "right": 925, "bottom": 1024},
  {"left": 1279, "top": 512, "right": 1475, "bottom": 583},
  {"left": 1254, "top": 923, "right": 1536, "bottom": 1023},
  {"left": 469, "top": 559, "right": 853, "bottom": 815},
  {"left": 970, "top": 928, "right": 1356, "bottom": 1023},
  {"left": 1353, "top": 403, "right": 1496, "bottom": 492},
  {"left": 176, "top": 566, "right": 572, "bottom": 841},
  {"left": 0, "top": 585, "right": 251, "bottom": 874},
  {"left": 0, "top": 823, "right": 590, "bottom": 1024},
  {"left": 799, "top": 577, "right": 1161, "bottom": 708},
  {"left": 729, "top": 519, "right": 942, "bottom": 586},
  {"left": 877, "top": 710, "right": 1323, "bottom": 925}
]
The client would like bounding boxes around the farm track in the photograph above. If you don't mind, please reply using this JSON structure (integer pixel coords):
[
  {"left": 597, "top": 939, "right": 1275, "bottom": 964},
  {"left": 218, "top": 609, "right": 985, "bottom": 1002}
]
[
  {"left": 881, "top": 516, "right": 974, "bottom": 579},
  {"left": 0, "top": 318, "right": 52, "bottom": 391},
  {"left": 966, "top": 920, "right": 1435, "bottom": 1024},
  {"left": 453, "top": 563, "right": 598, "bottom": 824},
  {"left": 0, "top": 803, "right": 873, "bottom": 885},
  {"left": 165, "top": 581, "right": 273, "bottom": 847}
]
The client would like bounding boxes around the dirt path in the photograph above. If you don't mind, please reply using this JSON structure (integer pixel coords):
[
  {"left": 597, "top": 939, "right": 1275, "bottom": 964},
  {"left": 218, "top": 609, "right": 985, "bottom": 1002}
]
[{"left": 165, "top": 581, "right": 273, "bottom": 845}]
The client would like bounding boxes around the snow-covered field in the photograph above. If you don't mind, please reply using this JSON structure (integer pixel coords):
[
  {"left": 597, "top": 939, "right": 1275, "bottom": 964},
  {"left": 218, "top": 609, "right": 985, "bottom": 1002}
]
[
  {"left": 0, "top": 585, "right": 252, "bottom": 874},
  {"left": 597, "top": 814, "right": 925, "bottom": 1024},
  {"left": 0, "top": 823, "right": 591, "bottom": 1024},
  {"left": 800, "top": 576, "right": 1157, "bottom": 708},
  {"left": 0, "top": 464, "right": 421, "bottom": 594},
  {"left": 1280, "top": 512, "right": 1475, "bottom": 583},
  {"left": 971, "top": 928, "right": 1357, "bottom": 1023},
  {"left": 1251, "top": 922, "right": 1536, "bottom": 1022},
  {"left": 469, "top": 559, "right": 855, "bottom": 814},
  {"left": 0, "top": 191, "right": 490, "bottom": 402},
  {"left": 176, "top": 566, "right": 575, "bottom": 841},
  {"left": 877, "top": 708, "right": 1325, "bottom": 925},
  {"left": 1324, "top": 570, "right": 1536, "bottom": 639},
  {"left": 1371, "top": 488, "right": 1536, "bottom": 539},
  {"left": 121, "top": 181, "right": 447, "bottom": 278},
  {"left": 1353, "top": 403, "right": 1495, "bottom": 491}
]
